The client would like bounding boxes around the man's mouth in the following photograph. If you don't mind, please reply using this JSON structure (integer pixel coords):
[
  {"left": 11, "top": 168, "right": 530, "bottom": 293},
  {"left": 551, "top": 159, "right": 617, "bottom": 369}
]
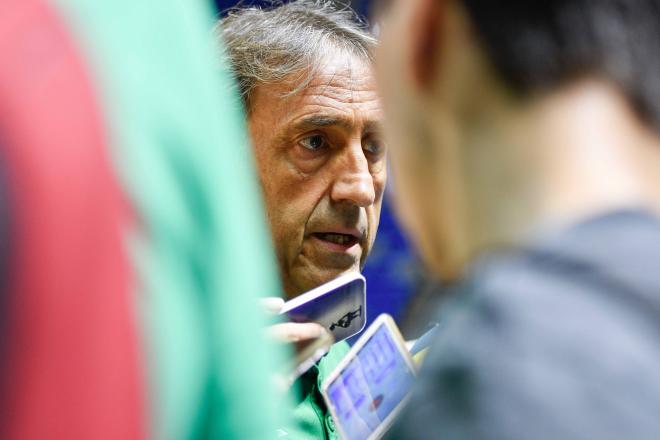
[
  {"left": 304, "top": 227, "right": 365, "bottom": 269},
  {"left": 312, "top": 232, "right": 359, "bottom": 247}
]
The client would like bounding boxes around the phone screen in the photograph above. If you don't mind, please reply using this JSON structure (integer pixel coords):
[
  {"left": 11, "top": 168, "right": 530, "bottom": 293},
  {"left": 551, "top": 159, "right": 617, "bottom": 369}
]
[{"left": 325, "top": 324, "right": 415, "bottom": 439}]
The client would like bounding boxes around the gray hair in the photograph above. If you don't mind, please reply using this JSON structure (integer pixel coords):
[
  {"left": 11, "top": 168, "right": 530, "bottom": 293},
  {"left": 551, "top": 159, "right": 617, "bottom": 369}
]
[{"left": 216, "top": 0, "right": 377, "bottom": 111}]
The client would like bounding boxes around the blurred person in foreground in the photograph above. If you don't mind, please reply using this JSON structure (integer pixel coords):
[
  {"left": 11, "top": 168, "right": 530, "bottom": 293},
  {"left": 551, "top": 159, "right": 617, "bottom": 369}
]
[
  {"left": 48, "top": 0, "right": 291, "bottom": 439},
  {"left": 376, "top": 0, "right": 660, "bottom": 438},
  {"left": 219, "top": 1, "right": 385, "bottom": 438}
]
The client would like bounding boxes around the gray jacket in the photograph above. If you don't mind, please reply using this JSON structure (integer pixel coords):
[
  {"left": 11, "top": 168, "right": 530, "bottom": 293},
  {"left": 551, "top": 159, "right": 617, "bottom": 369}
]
[{"left": 389, "top": 210, "right": 660, "bottom": 440}]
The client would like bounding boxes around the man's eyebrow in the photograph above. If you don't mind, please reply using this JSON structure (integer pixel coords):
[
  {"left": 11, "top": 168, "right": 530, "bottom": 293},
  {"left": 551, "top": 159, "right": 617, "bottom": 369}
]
[
  {"left": 291, "top": 115, "right": 383, "bottom": 133},
  {"left": 292, "top": 115, "right": 352, "bottom": 131}
]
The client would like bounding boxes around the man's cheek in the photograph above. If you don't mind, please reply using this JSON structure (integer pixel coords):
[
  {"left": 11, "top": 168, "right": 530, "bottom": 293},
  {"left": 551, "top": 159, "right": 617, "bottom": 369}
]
[{"left": 280, "top": 210, "right": 306, "bottom": 260}]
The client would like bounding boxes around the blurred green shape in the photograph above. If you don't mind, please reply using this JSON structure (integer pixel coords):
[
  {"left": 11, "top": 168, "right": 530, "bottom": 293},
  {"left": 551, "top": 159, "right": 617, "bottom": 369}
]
[{"left": 52, "top": 0, "right": 291, "bottom": 438}]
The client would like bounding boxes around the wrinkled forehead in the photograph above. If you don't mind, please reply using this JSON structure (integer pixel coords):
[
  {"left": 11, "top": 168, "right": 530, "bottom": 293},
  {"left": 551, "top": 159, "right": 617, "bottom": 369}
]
[
  {"left": 302, "top": 53, "right": 378, "bottom": 102},
  {"left": 255, "top": 51, "right": 382, "bottom": 131}
]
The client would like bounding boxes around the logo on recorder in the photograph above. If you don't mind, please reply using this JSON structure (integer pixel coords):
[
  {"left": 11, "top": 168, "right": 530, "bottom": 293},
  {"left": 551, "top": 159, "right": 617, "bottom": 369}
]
[{"left": 330, "top": 306, "right": 363, "bottom": 332}]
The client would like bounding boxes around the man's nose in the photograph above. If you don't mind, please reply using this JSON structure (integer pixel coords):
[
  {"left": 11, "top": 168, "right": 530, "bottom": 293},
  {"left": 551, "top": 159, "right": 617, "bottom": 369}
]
[{"left": 330, "top": 146, "right": 376, "bottom": 207}]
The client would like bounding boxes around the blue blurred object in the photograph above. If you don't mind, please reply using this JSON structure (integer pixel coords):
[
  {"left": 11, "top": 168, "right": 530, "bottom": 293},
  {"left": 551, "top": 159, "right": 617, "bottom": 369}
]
[
  {"left": 410, "top": 323, "right": 440, "bottom": 356},
  {"left": 214, "top": 0, "right": 261, "bottom": 14},
  {"left": 361, "top": 195, "right": 417, "bottom": 324},
  {"left": 214, "top": 0, "right": 372, "bottom": 17}
]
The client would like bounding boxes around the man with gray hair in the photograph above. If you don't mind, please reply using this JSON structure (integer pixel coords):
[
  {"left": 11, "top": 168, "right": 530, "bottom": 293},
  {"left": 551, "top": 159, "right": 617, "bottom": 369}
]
[{"left": 218, "top": 1, "right": 386, "bottom": 438}]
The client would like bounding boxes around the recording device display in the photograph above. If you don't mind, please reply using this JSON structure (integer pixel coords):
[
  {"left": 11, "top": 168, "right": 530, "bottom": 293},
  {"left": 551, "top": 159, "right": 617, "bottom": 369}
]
[{"left": 322, "top": 314, "right": 416, "bottom": 440}]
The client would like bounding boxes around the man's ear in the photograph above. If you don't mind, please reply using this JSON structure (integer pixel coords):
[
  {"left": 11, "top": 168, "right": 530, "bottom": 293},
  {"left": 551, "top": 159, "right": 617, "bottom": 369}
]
[{"left": 409, "top": 0, "right": 444, "bottom": 92}]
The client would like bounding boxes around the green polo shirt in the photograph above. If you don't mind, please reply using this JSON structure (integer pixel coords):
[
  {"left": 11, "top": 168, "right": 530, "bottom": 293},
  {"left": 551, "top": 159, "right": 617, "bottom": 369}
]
[{"left": 283, "top": 341, "right": 350, "bottom": 439}]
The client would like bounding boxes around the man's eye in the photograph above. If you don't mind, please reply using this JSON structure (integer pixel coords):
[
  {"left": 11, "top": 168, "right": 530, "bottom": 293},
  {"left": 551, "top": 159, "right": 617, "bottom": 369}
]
[
  {"left": 364, "top": 138, "right": 384, "bottom": 156},
  {"left": 299, "top": 135, "right": 327, "bottom": 151}
]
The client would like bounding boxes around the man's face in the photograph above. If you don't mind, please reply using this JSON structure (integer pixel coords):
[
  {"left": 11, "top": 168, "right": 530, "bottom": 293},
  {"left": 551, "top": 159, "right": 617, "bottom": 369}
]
[{"left": 248, "top": 51, "right": 386, "bottom": 298}]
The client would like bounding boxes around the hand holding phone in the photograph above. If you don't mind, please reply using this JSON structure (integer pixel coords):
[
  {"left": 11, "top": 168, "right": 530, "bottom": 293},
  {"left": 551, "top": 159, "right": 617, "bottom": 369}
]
[
  {"left": 260, "top": 297, "right": 327, "bottom": 345},
  {"left": 260, "top": 297, "right": 335, "bottom": 389},
  {"left": 261, "top": 272, "right": 367, "bottom": 389}
]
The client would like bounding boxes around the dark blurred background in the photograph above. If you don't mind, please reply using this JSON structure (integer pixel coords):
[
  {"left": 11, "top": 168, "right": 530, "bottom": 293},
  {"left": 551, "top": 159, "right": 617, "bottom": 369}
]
[
  {"left": 212, "top": 0, "right": 428, "bottom": 336},
  {"left": 214, "top": 0, "right": 371, "bottom": 16}
]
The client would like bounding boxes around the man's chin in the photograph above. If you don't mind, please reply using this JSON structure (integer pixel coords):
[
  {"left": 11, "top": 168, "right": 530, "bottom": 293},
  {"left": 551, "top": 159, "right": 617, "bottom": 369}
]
[{"left": 288, "top": 265, "right": 358, "bottom": 298}]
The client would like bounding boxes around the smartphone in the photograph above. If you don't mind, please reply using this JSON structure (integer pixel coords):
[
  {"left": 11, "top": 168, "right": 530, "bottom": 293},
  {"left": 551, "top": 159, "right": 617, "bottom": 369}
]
[
  {"left": 280, "top": 272, "right": 367, "bottom": 343},
  {"left": 321, "top": 314, "right": 417, "bottom": 440}
]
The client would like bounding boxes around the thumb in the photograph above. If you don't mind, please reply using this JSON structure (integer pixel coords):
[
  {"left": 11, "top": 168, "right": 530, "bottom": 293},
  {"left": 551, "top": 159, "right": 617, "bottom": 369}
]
[{"left": 260, "top": 297, "right": 285, "bottom": 315}]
